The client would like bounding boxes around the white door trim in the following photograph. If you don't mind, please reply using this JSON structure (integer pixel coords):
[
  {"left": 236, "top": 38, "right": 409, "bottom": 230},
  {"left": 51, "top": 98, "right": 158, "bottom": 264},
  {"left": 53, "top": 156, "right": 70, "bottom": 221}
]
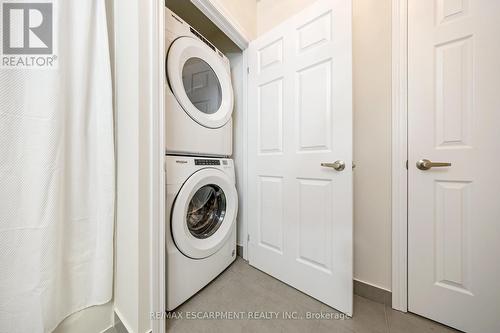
[
  {"left": 240, "top": 48, "right": 250, "bottom": 260},
  {"left": 190, "top": 0, "right": 251, "bottom": 50},
  {"left": 391, "top": 0, "right": 408, "bottom": 312},
  {"left": 151, "top": 1, "right": 165, "bottom": 332}
]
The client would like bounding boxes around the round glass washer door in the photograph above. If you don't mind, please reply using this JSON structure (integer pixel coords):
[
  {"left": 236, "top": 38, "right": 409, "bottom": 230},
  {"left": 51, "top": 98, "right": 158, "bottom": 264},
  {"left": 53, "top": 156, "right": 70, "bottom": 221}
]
[
  {"left": 171, "top": 168, "right": 237, "bottom": 259},
  {"left": 167, "top": 37, "right": 234, "bottom": 129},
  {"left": 187, "top": 184, "right": 226, "bottom": 239}
]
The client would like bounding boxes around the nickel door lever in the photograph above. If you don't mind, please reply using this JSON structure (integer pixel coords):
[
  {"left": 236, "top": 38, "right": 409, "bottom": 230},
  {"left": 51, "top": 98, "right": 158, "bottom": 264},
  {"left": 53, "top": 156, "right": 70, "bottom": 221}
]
[
  {"left": 416, "top": 159, "right": 452, "bottom": 170},
  {"left": 321, "top": 160, "right": 345, "bottom": 171}
]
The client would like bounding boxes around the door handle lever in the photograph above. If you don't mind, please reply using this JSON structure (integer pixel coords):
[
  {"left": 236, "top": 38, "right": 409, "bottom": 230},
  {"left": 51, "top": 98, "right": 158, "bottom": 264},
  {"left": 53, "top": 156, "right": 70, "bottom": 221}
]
[
  {"left": 416, "top": 159, "right": 452, "bottom": 171},
  {"left": 321, "top": 160, "right": 345, "bottom": 171}
]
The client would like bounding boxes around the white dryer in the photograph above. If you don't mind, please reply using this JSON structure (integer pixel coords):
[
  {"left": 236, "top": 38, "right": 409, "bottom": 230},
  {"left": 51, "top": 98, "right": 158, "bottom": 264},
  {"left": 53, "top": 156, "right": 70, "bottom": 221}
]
[
  {"left": 165, "top": 155, "right": 237, "bottom": 310},
  {"left": 165, "top": 8, "right": 233, "bottom": 157}
]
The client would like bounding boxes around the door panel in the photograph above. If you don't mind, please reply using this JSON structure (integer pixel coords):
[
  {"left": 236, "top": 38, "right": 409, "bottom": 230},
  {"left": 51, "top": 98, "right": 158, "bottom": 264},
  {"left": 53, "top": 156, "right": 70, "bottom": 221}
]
[
  {"left": 433, "top": 180, "right": 472, "bottom": 295},
  {"left": 297, "top": 60, "right": 332, "bottom": 151},
  {"left": 258, "top": 176, "right": 284, "bottom": 253},
  {"left": 248, "top": 0, "right": 353, "bottom": 315},
  {"left": 435, "top": 36, "right": 472, "bottom": 148},
  {"left": 297, "top": 178, "right": 333, "bottom": 272},
  {"left": 408, "top": 0, "right": 500, "bottom": 331},
  {"left": 258, "top": 79, "right": 283, "bottom": 153}
]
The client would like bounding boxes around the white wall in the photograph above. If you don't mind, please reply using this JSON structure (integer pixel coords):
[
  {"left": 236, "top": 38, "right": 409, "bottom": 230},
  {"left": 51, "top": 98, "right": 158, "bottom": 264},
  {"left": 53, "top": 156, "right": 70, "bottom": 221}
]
[
  {"left": 216, "top": 0, "right": 258, "bottom": 39},
  {"left": 257, "top": 0, "right": 315, "bottom": 35},
  {"left": 113, "top": 0, "right": 151, "bottom": 332},
  {"left": 137, "top": 1, "right": 155, "bottom": 331},
  {"left": 226, "top": 52, "right": 246, "bottom": 248},
  {"left": 351, "top": 0, "right": 392, "bottom": 291},
  {"left": 114, "top": 0, "right": 140, "bottom": 329},
  {"left": 256, "top": 0, "right": 392, "bottom": 291}
]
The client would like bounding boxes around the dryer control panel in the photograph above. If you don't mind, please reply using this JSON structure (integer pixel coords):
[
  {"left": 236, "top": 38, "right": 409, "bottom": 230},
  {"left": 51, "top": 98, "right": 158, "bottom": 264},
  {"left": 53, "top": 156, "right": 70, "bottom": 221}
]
[{"left": 195, "top": 159, "right": 220, "bottom": 166}]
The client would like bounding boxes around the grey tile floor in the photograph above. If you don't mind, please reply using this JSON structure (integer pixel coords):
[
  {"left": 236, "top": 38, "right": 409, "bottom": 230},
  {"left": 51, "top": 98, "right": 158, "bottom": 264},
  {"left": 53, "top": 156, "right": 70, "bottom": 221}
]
[{"left": 166, "top": 257, "right": 460, "bottom": 333}]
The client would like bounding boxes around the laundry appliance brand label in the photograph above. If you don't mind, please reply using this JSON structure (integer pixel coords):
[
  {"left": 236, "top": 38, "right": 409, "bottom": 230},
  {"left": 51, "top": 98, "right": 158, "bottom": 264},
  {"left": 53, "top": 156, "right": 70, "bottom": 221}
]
[{"left": 1, "top": 0, "right": 57, "bottom": 68}]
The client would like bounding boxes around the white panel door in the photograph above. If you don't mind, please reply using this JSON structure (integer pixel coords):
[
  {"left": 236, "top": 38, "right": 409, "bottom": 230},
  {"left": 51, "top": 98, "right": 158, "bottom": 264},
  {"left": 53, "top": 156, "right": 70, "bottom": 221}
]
[
  {"left": 408, "top": 0, "right": 500, "bottom": 332},
  {"left": 247, "top": 0, "right": 352, "bottom": 315}
]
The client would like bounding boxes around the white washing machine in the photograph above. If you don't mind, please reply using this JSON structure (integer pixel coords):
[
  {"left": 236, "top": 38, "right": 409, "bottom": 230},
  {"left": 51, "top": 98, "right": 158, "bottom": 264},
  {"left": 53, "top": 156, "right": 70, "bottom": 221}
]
[
  {"left": 166, "top": 155, "right": 237, "bottom": 310},
  {"left": 165, "top": 8, "right": 233, "bottom": 157}
]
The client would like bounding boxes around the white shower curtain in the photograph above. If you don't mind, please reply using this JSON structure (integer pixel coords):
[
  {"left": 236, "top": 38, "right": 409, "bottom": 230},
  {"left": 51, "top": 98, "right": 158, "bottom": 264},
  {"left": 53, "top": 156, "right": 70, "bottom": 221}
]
[{"left": 0, "top": 1, "right": 114, "bottom": 332}]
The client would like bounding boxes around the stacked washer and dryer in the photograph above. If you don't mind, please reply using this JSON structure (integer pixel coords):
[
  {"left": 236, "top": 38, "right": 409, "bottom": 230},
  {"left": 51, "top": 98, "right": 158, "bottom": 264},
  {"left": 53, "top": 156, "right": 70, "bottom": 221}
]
[{"left": 164, "top": 8, "right": 238, "bottom": 310}]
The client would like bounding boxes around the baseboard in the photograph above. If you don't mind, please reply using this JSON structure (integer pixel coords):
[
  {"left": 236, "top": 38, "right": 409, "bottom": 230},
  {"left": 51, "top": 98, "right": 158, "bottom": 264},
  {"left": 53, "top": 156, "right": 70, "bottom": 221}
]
[
  {"left": 353, "top": 279, "right": 392, "bottom": 306},
  {"left": 113, "top": 308, "right": 132, "bottom": 333},
  {"left": 237, "top": 252, "right": 391, "bottom": 306},
  {"left": 102, "top": 326, "right": 116, "bottom": 333}
]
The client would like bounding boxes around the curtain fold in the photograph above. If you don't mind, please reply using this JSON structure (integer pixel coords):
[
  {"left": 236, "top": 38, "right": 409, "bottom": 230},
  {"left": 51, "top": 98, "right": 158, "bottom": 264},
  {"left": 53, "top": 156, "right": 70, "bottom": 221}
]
[{"left": 0, "top": 1, "right": 114, "bottom": 332}]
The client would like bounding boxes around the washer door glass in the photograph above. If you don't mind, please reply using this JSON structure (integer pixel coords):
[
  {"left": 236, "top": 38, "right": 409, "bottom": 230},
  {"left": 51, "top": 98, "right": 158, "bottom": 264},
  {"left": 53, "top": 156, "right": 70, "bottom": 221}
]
[
  {"left": 187, "top": 184, "right": 226, "bottom": 239},
  {"left": 171, "top": 168, "right": 237, "bottom": 259},
  {"left": 182, "top": 58, "right": 222, "bottom": 115}
]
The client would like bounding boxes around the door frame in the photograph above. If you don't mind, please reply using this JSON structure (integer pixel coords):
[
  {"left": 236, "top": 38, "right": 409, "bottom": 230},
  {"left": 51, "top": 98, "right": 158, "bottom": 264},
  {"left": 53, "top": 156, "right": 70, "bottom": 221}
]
[
  {"left": 391, "top": 0, "right": 408, "bottom": 312},
  {"left": 150, "top": 1, "right": 251, "bottom": 332},
  {"left": 151, "top": 1, "right": 165, "bottom": 332},
  {"left": 191, "top": 0, "right": 251, "bottom": 50}
]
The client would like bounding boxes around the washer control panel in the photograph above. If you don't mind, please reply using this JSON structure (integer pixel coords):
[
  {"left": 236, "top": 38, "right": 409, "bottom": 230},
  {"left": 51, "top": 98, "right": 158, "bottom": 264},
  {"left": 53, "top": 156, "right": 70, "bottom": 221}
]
[{"left": 195, "top": 159, "right": 221, "bottom": 166}]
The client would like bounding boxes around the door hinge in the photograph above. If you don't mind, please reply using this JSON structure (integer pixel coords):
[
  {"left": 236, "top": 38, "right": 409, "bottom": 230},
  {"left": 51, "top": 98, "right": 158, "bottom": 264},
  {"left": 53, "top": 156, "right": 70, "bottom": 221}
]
[
  {"left": 247, "top": 67, "right": 250, "bottom": 74},
  {"left": 405, "top": 160, "right": 408, "bottom": 170},
  {"left": 247, "top": 234, "right": 250, "bottom": 242}
]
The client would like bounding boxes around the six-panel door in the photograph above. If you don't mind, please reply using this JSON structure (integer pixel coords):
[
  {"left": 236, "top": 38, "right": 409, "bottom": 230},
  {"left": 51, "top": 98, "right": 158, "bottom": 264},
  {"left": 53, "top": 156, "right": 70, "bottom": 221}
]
[
  {"left": 248, "top": 0, "right": 353, "bottom": 315},
  {"left": 408, "top": 0, "right": 500, "bottom": 331}
]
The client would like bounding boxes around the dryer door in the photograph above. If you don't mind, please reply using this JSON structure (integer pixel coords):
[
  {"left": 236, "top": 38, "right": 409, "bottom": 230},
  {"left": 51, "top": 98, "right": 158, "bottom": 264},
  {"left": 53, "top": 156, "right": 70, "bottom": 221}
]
[
  {"left": 171, "top": 168, "right": 237, "bottom": 259},
  {"left": 167, "top": 37, "right": 234, "bottom": 129}
]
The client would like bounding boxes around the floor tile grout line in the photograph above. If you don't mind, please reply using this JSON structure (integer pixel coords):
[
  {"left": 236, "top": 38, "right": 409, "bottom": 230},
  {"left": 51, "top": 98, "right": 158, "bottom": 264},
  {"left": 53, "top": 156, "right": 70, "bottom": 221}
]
[{"left": 384, "top": 303, "right": 390, "bottom": 333}]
